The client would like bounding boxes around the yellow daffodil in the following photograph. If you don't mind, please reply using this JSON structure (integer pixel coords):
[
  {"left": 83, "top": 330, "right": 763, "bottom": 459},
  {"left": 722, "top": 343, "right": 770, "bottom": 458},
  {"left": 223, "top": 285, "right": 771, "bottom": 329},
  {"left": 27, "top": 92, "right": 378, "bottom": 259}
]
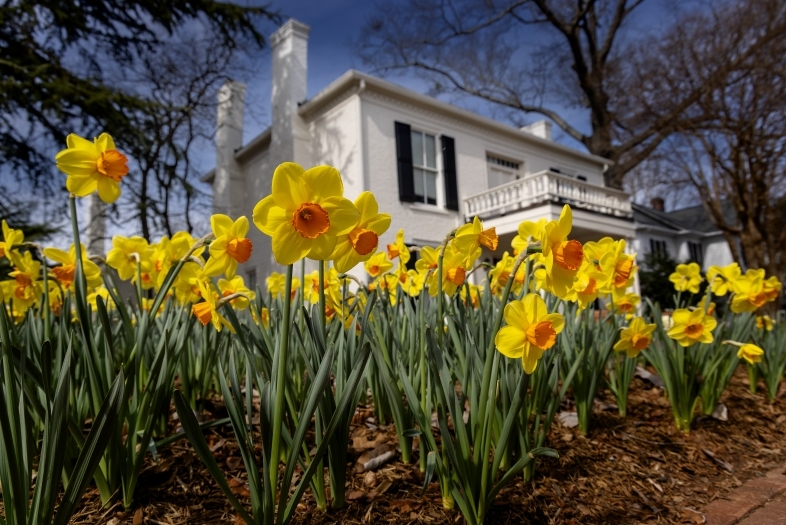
[
  {"left": 565, "top": 262, "right": 603, "bottom": 310},
  {"left": 259, "top": 307, "right": 270, "bottom": 329},
  {"left": 511, "top": 218, "right": 548, "bottom": 256},
  {"left": 218, "top": 275, "right": 255, "bottom": 310},
  {"left": 667, "top": 308, "right": 717, "bottom": 347},
  {"left": 608, "top": 290, "right": 640, "bottom": 319},
  {"left": 151, "top": 232, "right": 204, "bottom": 289},
  {"left": 763, "top": 275, "right": 781, "bottom": 302},
  {"left": 488, "top": 252, "right": 524, "bottom": 296},
  {"left": 55, "top": 133, "right": 129, "bottom": 203},
  {"left": 364, "top": 251, "right": 393, "bottom": 279},
  {"left": 106, "top": 236, "right": 153, "bottom": 282},
  {"left": 87, "top": 286, "right": 114, "bottom": 311},
  {"left": 265, "top": 271, "right": 301, "bottom": 301},
  {"left": 44, "top": 244, "right": 102, "bottom": 290},
  {"left": 407, "top": 269, "right": 426, "bottom": 296},
  {"left": 3, "top": 251, "right": 43, "bottom": 311},
  {"left": 614, "top": 317, "right": 656, "bottom": 358},
  {"left": 756, "top": 315, "right": 774, "bottom": 331},
  {"left": 331, "top": 192, "right": 391, "bottom": 273},
  {"left": 460, "top": 283, "right": 483, "bottom": 308},
  {"left": 386, "top": 229, "right": 411, "bottom": 267},
  {"left": 426, "top": 245, "right": 468, "bottom": 297},
  {"left": 0, "top": 220, "right": 24, "bottom": 260},
  {"left": 253, "top": 163, "right": 360, "bottom": 265},
  {"left": 706, "top": 263, "right": 741, "bottom": 296},
  {"left": 204, "top": 215, "right": 252, "bottom": 278},
  {"left": 669, "top": 263, "right": 703, "bottom": 294},
  {"left": 542, "top": 206, "right": 584, "bottom": 299},
  {"left": 726, "top": 342, "right": 764, "bottom": 364},
  {"left": 453, "top": 216, "right": 498, "bottom": 265},
  {"left": 191, "top": 279, "right": 233, "bottom": 332},
  {"left": 730, "top": 273, "right": 768, "bottom": 313},
  {"left": 415, "top": 246, "right": 439, "bottom": 275},
  {"left": 495, "top": 293, "right": 565, "bottom": 374}
]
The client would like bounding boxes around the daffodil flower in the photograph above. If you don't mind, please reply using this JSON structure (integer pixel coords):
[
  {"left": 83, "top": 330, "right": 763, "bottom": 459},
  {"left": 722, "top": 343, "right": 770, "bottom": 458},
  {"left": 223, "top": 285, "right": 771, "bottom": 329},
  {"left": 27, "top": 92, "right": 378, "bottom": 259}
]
[
  {"left": 218, "top": 275, "right": 255, "bottom": 310},
  {"left": 730, "top": 273, "right": 768, "bottom": 313},
  {"left": 331, "top": 192, "right": 391, "bottom": 273},
  {"left": 669, "top": 262, "right": 703, "bottom": 294},
  {"left": 253, "top": 163, "right": 360, "bottom": 265},
  {"left": 667, "top": 308, "right": 717, "bottom": 347},
  {"left": 756, "top": 315, "right": 774, "bottom": 331},
  {"left": 0, "top": 220, "right": 24, "bottom": 260},
  {"left": 614, "top": 317, "right": 656, "bottom": 358},
  {"left": 706, "top": 263, "right": 741, "bottom": 296},
  {"left": 106, "top": 236, "right": 153, "bottom": 282},
  {"left": 542, "top": 206, "right": 584, "bottom": 299},
  {"left": 87, "top": 286, "right": 114, "bottom": 311},
  {"left": 495, "top": 293, "right": 565, "bottom": 374},
  {"left": 55, "top": 133, "right": 129, "bottom": 203},
  {"left": 736, "top": 343, "right": 764, "bottom": 364},
  {"left": 426, "top": 245, "right": 468, "bottom": 297},
  {"left": 44, "top": 244, "right": 103, "bottom": 290},
  {"left": 364, "top": 251, "right": 393, "bottom": 279},
  {"left": 204, "top": 215, "right": 253, "bottom": 278},
  {"left": 453, "top": 216, "right": 498, "bottom": 265},
  {"left": 191, "top": 279, "right": 233, "bottom": 332},
  {"left": 3, "top": 251, "right": 43, "bottom": 312},
  {"left": 608, "top": 290, "right": 641, "bottom": 319},
  {"left": 386, "top": 229, "right": 411, "bottom": 266}
]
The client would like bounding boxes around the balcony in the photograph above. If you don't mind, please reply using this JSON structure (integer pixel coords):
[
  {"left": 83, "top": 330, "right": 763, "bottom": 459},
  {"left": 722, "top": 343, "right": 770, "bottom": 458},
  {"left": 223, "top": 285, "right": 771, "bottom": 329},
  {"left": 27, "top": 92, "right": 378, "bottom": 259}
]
[{"left": 463, "top": 170, "right": 633, "bottom": 221}]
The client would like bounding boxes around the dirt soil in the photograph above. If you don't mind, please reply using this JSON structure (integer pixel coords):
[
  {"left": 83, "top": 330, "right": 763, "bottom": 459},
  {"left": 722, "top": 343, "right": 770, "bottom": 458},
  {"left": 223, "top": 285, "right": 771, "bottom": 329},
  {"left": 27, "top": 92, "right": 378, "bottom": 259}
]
[{"left": 68, "top": 368, "right": 786, "bottom": 525}]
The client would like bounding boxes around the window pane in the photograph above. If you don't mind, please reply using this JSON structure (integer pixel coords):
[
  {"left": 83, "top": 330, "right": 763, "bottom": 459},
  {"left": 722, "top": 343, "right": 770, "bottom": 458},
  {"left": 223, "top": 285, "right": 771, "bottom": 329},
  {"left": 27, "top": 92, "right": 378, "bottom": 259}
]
[
  {"left": 426, "top": 171, "right": 437, "bottom": 202},
  {"left": 425, "top": 134, "right": 436, "bottom": 168},
  {"left": 411, "top": 131, "right": 423, "bottom": 167},
  {"left": 413, "top": 168, "right": 424, "bottom": 198}
]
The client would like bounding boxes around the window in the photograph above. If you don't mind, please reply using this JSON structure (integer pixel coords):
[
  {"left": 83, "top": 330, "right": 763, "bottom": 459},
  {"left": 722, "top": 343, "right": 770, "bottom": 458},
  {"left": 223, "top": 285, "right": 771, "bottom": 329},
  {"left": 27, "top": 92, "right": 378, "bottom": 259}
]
[
  {"left": 688, "top": 242, "right": 703, "bottom": 266},
  {"left": 411, "top": 130, "right": 438, "bottom": 205},
  {"left": 247, "top": 269, "right": 257, "bottom": 291},
  {"left": 487, "top": 154, "right": 521, "bottom": 189},
  {"left": 650, "top": 239, "right": 668, "bottom": 256}
]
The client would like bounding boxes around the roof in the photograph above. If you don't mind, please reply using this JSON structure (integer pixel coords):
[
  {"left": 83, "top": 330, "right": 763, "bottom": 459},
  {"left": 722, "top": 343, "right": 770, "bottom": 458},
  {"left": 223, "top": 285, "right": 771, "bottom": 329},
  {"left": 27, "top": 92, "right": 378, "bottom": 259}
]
[
  {"left": 632, "top": 201, "right": 737, "bottom": 235},
  {"left": 228, "top": 69, "right": 613, "bottom": 170}
]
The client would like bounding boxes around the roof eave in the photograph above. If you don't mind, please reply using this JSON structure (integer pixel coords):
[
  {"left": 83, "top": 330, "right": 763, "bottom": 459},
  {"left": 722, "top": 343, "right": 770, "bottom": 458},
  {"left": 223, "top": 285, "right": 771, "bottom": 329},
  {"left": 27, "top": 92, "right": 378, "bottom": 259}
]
[{"left": 298, "top": 70, "right": 612, "bottom": 168}]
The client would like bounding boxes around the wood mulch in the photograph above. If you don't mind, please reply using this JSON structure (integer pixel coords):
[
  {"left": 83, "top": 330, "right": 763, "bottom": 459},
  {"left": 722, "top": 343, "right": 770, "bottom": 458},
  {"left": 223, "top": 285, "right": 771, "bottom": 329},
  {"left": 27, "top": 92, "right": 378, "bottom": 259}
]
[{"left": 65, "top": 368, "right": 786, "bottom": 525}]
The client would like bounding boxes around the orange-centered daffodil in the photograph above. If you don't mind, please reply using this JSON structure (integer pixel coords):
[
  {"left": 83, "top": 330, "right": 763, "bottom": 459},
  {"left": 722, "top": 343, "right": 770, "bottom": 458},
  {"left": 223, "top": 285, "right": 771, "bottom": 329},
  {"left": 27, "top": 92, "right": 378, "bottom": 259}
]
[
  {"left": 252, "top": 163, "right": 360, "bottom": 265},
  {"left": 495, "top": 293, "right": 565, "bottom": 374},
  {"left": 55, "top": 133, "right": 129, "bottom": 203},
  {"left": 667, "top": 308, "right": 717, "bottom": 347},
  {"left": 331, "top": 192, "right": 391, "bottom": 273},
  {"left": 613, "top": 317, "right": 656, "bottom": 358},
  {"left": 204, "top": 214, "right": 253, "bottom": 278}
]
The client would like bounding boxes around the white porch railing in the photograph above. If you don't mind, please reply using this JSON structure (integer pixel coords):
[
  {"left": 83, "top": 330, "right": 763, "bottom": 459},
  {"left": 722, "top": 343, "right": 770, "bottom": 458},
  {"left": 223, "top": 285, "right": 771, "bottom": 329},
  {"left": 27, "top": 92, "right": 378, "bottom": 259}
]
[{"left": 463, "top": 170, "right": 633, "bottom": 220}]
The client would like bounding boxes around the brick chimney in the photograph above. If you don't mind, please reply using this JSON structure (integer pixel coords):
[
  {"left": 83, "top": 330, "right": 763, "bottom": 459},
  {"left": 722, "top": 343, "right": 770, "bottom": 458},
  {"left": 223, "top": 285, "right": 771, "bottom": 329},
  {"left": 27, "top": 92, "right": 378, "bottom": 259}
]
[{"left": 651, "top": 197, "right": 665, "bottom": 211}]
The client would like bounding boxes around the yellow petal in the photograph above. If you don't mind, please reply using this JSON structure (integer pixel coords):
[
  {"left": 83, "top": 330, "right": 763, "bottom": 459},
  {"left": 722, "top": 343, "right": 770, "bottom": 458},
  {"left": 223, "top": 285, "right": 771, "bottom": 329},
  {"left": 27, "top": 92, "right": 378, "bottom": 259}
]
[
  {"left": 66, "top": 174, "right": 98, "bottom": 197},
  {"left": 272, "top": 162, "right": 309, "bottom": 210},
  {"left": 95, "top": 133, "right": 117, "bottom": 152},
  {"left": 367, "top": 214, "right": 392, "bottom": 235},
  {"left": 272, "top": 222, "right": 312, "bottom": 265},
  {"left": 543, "top": 313, "right": 565, "bottom": 334},
  {"left": 302, "top": 165, "right": 343, "bottom": 202},
  {"left": 307, "top": 233, "right": 337, "bottom": 261},
  {"left": 96, "top": 176, "right": 121, "bottom": 203},
  {"left": 43, "top": 247, "right": 72, "bottom": 265},
  {"left": 253, "top": 195, "right": 290, "bottom": 236},
  {"left": 57, "top": 148, "right": 98, "bottom": 177},
  {"left": 321, "top": 196, "right": 361, "bottom": 236},
  {"left": 495, "top": 325, "right": 525, "bottom": 359},
  {"left": 522, "top": 344, "right": 544, "bottom": 374},
  {"left": 503, "top": 300, "right": 528, "bottom": 329},
  {"left": 211, "top": 214, "right": 233, "bottom": 237},
  {"left": 66, "top": 134, "right": 97, "bottom": 152},
  {"left": 232, "top": 216, "right": 250, "bottom": 238},
  {"left": 355, "top": 191, "right": 379, "bottom": 222},
  {"left": 332, "top": 240, "right": 363, "bottom": 273}
]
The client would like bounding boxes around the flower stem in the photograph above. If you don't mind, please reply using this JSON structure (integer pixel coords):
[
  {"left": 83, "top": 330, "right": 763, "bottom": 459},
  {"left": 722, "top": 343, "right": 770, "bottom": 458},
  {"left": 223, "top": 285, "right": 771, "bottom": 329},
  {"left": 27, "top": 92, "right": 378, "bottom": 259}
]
[{"left": 270, "top": 264, "right": 293, "bottom": 491}]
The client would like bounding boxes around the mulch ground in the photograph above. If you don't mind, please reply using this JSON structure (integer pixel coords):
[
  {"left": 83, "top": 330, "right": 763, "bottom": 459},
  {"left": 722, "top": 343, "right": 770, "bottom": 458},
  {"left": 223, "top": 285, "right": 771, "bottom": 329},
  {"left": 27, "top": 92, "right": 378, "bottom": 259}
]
[{"left": 67, "top": 368, "right": 786, "bottom": 525}]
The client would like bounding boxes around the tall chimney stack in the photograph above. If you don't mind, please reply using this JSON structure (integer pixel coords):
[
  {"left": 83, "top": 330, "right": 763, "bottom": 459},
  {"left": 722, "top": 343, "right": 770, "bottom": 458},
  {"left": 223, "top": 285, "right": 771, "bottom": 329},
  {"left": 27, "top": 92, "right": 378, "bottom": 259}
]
[
  {"left": 270, "top": 19, "right": 311, "bottom": 169},
  {"left": 213, "top": 81, "right": 246, "bottom": 218}
]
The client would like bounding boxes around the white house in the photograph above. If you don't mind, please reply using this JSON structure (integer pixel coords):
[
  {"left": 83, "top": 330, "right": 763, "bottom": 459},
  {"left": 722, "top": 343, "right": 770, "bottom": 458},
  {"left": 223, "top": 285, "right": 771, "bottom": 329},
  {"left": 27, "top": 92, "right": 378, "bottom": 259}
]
[{"left": 202, "top": 19, "right": 734, "bottom": 287}]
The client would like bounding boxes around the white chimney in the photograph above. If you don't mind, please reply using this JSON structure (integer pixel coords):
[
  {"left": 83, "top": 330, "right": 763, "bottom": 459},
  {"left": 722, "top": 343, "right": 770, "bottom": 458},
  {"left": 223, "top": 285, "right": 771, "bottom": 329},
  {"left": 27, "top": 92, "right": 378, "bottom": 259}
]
[
  {"left": 270, "top": 19, "right": 311, "bottom": 168},
  {"left": 521, "top": 120, "right": 552, "bottom": 141},
  {"left": 213, "top": 81, "right": 246, "bottom": 217},
  {"left": 84, "top": 193, "right": 106, "bottom": 255}
]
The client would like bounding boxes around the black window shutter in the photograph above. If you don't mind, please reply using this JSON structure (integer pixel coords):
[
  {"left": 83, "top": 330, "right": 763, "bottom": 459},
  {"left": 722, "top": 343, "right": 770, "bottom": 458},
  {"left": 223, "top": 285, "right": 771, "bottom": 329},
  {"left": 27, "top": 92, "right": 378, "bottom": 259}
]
[
  {"left": 442, "top": 135, "right": 459, "bottom": 211},
  {"left": 395, "top": 122, "right": 416, "bottom": 202}
]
